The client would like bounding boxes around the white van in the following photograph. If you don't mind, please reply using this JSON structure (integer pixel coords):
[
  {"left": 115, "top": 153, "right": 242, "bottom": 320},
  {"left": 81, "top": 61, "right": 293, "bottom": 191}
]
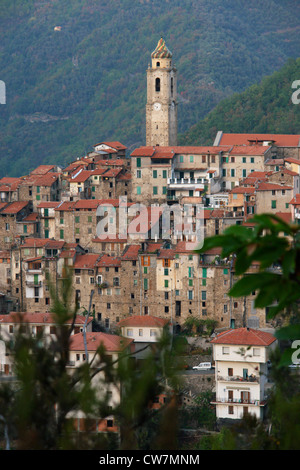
[{"left": 192, "top": 362, "right": 212, "bottom": 370}]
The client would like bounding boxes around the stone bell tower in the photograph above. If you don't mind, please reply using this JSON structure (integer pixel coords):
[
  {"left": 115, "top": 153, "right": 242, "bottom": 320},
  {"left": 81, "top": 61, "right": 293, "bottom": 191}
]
[{"left": 146, "top": 38, "right": 178, "bottom": 147}]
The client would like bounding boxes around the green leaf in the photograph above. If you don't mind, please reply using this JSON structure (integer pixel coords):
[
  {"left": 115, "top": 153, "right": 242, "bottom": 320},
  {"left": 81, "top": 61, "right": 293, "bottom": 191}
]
[{"left": 229, "top": 272, "right": 279, "bottom": 298}]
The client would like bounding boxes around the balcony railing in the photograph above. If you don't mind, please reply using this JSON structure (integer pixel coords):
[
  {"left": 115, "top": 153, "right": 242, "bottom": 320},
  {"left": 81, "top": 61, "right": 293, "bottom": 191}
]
[
  {"left": 168, "top": 177, "right": 207, "bottom": 186},
  {"left": 26, "top": 281, "right": 42, "bottom": 288},
  {"left": 211, "top": 397, "right": 266, "bottom": 406},
  {"left": 217, "top": 375, "right": 260, "bottom": 384}
]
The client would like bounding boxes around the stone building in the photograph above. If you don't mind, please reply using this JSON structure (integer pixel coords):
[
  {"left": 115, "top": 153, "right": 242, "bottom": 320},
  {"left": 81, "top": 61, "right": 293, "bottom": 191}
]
[
  {"left": 18, "top": 172, "right": 61, "bottom": 211},
  {"left": 0, "top": 201, "right": 32, "bottom": 250},
  {"left": 146, "top": 38, "right": 177, "bottom": 147}
]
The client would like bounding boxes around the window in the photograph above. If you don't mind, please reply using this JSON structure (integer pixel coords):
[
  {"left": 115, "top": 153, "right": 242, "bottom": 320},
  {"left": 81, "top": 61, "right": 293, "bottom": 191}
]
[
  {"left": 253, "top": 348, "right": 260, "bottom": 356},
  {"left": 137, "top": 186, "right": 141, "bottom": 195},
  {"left": 231, "top": 169, "right": 235, "bottom": 177},
  {"left": 222, "top": 169, "right": 226, "bottom": 177},
  {"left": 271, "top": 200, "right": 276, "bottom": 209},
  {"left": 188, "top": 290, "right": 193, "bottom": 300},
  {"left": 127, "top": 329, "right": 133, "bottom": 337},
  {"left": 250, "top": 157, "right": 255, "bottom": 163},
  {"left": 190, "top": 155, "right": 194, "bottom": 162},
  {"left": 137, "top": 170, "right": 141, "bottom": 178},
  {"left": 228, "top": 406, "right": 234, "bottom": 415},
  {"left": 164, "top": 280, "right": 168, "bottom": 288},
  {"left": 222, "top": 346, "right": 230, "bottom": 354},
  {"left": 153, "top": 170, "right": 157, "bottom": 179},
  {"left": 242, "top": 157, "right": 246, "bottom": 163},
  {"left": 164, "top": 268, "right": 169, "bottom": 276},
  {"left": 59, "top": 229, "right": 64, "bottom": 239},
  {"left": 201, "top": 291, "right": 206, "bottom": 300},
  {"left": 163, "top": 170, "right": 167, "bottom": 179},
  {"left": 153, "top": 186, "right": 158, "bottom": 195},
  {"left": 179, "top": 155, "right": 184, "bottom": 163},
  {"left": 136, "top": 157, "right": 141, "bottom": 168},
  {"left": 142, "top": 256, "right": 150, "bottom": 266},
  {"left": 139, "top": 329, "right": 143, "bottom": 337},
  {"left": 243, "top": 169, "right": 247, "bottom": 178},
  {"left": 155, "top": 77, "right": 160, "bottom": 92}
]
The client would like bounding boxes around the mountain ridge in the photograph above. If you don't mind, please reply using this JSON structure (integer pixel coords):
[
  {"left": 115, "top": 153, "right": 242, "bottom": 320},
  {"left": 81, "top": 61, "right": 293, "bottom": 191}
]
[{"left": 0, "top": 0, "right": 300, "bottom": 175}]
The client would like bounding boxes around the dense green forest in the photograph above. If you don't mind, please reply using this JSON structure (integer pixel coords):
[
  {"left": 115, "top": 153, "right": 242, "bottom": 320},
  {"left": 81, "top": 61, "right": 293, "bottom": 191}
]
[
  {"left": 0, "top": 0, "right": 300, "bottom": 176},
  {"left": 179, "top": 57, "right": 300, "bottom": 145}
]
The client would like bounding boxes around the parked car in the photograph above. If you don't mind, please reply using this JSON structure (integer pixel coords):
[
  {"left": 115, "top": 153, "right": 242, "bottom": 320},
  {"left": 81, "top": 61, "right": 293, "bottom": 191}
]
[{"left": 192, "top": 362, "right": 212, "bottom": 370}]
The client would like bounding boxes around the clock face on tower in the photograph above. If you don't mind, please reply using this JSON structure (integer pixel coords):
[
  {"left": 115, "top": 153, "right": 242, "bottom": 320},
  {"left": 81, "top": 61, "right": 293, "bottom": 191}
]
[{"left": 153, "top": 102, "right": 161, "bottom": 111}]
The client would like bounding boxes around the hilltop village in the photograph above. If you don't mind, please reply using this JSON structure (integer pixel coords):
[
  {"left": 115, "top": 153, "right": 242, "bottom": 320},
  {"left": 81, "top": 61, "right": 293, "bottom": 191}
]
[{"left": 0, "top": 39, "right": 299, "bottom": 433}]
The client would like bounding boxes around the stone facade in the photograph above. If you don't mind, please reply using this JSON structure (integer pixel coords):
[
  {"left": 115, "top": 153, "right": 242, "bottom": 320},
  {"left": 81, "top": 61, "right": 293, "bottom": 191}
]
[{"left": 146, "top": 38, "right": 177, "bottom": 147}]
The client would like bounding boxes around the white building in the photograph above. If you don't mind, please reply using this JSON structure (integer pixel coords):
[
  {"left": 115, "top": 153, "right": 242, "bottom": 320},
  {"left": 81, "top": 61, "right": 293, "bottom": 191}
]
[
  {"left": 0, "top": 312, "right": 93, "bottom": 376},
  {"left": 67, "top": 331, "right": 133, "bottom": 434},
  {"left": 210, "top": 327, "right": 277, "bottom": 421},
  {"left": 117, "top": 315, "right": 171, "bottom": 361}
]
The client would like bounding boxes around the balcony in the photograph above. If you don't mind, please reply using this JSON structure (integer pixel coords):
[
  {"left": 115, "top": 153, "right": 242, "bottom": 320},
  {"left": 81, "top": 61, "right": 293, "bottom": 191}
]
[
  {"left": 26, "top": 280, "right": 42, "bottom": 288},
  {"left": 211, "top": 397, "right": 266, "bottom": 406},
  {"left": 217, "top": 374, "right": 260, "bottom": 384},
  {"left": 167, "top": 177, "right": 206, "bottom": 189}
]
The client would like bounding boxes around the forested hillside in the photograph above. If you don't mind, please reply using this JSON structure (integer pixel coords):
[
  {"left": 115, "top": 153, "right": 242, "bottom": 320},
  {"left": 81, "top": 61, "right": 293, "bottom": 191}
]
[
  {"left": 179, "top": 58, "right": 300, "bottom": 145},
  {"left": 0, "top": 0, "right": 300, "bottom": 175}
]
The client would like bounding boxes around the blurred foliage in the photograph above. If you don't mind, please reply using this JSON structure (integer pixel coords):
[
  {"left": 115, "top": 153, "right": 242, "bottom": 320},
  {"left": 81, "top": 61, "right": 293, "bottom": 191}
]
[
  {"left": 193, "top": 213, "right": 300, "bottom": 449},
  {"left": 0, "top": 0, "right": 300, "bottom": 175},
  {"left": 0, "top": 275, "right": 183, "bottom": 450}
]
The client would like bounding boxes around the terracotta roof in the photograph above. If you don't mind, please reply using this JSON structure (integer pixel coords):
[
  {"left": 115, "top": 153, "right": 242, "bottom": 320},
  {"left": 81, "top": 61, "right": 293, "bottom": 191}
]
[
  {"left": 290, "top": 194, "right": 300, "bottom": 205},
  {"left": 256, "top": 182, "right": 292, "bottom": 191},
  {"left": 30, "top": 165, "right": 56, "bottom": 175},
  {"left": 275, "top": 212, "right": 292, "bottom": 224},
  {"left": 54, "top": 201, "right": 77, "bottom": 212},
  {"left": 218, "top": 133, "right": 300, "bottom": 147},
  {"left": 117, "top": 315, "right": 170, "bottom": 328},
  {"left": 121, "top": 244, "right": 141, "bottom": 260},
  {"left": 231, "top": 186, "right": 255, "bottom": 194},
  {"left": 96, "top": 159, "right": 125, "bottom": 167},
  {"left": 0, "top": 201, "right": 28, "bottom": 214},
  {"left": 131, "top": 145, "right": 229, "bottom": 158},
  {"left": 0, "top": 312, "right": 92, "bottom": 326},
  {"left": 285, "top": 157, "right": 300, "bottom": 165},
  {"left": 96, "top": 254, "right": 121, "bottom": 267},
  {"left": 102, "top": 168, "right": 122, "bottom": 178},
  {"left": 20, "top": 173, "right": 59, "bottom": 187},
  {"left": 93, "top": 235, "right": 127, "bottom": 243},
  {"left": 94, "top": 141, "right": 127, "bottom": 150},
  {"left": 157, "top": 249, "right": 175, "bottom": 259},
  {"left": 73, "top": 253, "right": 100, "bottom": 269},
  {"left": 174, "top": 240, "right": 199, "bottom": 253},
  {"left": 210, "top": 327, "right": 276, "bottom": 346},
  {"left": 70, "top": 170, "right": 93, "bottom": 183},
  {"left": 69, "top": 332, "right": 132, "bottom": 352},
  {"left": 229, "top": 145, "right": 271, "bottom": 155},
  {"left": 22, "top": 212, "right": 38, "bottom": 222},
  {"left": 37, "top": 202, "right": 61, "bottom": 209},
  {"left": 21, "top": 238, "right": 64, "bottom": 249}
]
